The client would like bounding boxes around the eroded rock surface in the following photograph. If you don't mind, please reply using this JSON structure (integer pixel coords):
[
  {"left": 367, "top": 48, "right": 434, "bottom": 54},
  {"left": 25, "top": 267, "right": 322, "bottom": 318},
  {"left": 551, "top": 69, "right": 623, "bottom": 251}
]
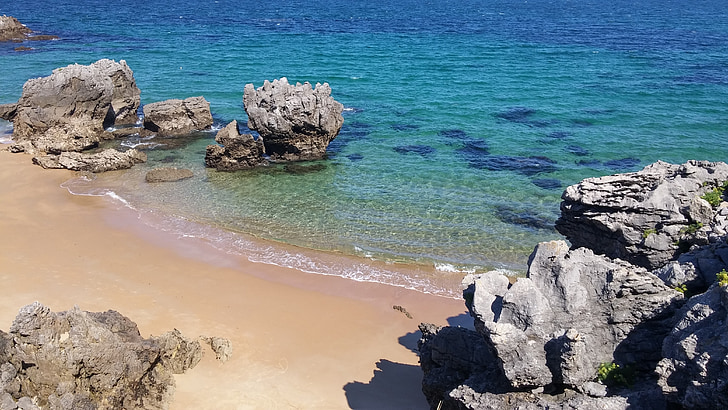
[
  {"left": 555, "top": 160, "right": 728, "bottom": 270},
  {"left": 0, "top": 302, "right": 230, "bottom": 410},
  {"left": 142, "top": 97, "right": 213, "bottom": 136},
  {"left": 32, "top": 149, "right": 147, "bottom": 173},
  {"left": 7, "top": 59, "right": 140, "bottom": 154},
  {"left": 204, "top": 120, "right": 267, "bottom": 171},
  {"left": 0, "top": 16, "right": 32, "bottom": 42},
  {"left": 243, "top": 77, "right": 344, "bottom": 161},
  {"left": 420, "top": 160, "right": 728, "bottom": 410}
]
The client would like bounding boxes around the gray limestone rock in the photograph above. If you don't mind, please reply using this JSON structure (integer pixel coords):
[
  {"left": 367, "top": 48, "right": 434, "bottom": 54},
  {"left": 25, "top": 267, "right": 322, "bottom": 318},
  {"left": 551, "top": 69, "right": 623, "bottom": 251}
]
[
  {"left": 243, "top": 77, "right": 344, "bottom": 161},
  {"left": 142, "top": 97, "right": 213, "bottom": 136},
  {"left": 0, "top": 16, "right": 32, "bottom": 42},
  {"left": 656, "top": 284, "right": 728, "bottom": 409},
  {"left": 555, "top": 160, "right": 728, "bottom": 270},
  {"left": 8, "top": 59, "right": 140, "bottom": 153},
  {"left": 33, "top": 148, "right": 147, "bottom": 173},
  {"left": 204, "top": 120, "right": 267, "bottom": 170}
]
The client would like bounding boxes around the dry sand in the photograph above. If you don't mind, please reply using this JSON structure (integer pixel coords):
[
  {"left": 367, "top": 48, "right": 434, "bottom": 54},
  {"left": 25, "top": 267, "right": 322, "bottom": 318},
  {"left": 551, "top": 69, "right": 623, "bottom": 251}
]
[{"left": 0, "top": 150, "right": 468, "bottom": 409}]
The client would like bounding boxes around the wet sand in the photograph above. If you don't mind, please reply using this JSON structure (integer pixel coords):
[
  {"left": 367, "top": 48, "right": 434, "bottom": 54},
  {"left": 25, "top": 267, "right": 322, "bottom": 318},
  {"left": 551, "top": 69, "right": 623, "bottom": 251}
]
[{"left": 0, "top": 150, "right": 468, "bottom": 409}]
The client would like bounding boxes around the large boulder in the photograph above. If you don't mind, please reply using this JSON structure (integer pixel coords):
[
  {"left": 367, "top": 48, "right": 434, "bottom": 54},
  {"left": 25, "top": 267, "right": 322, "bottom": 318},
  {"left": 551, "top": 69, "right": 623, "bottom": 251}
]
[
  {"left": 204, "top": 120, "right": 267, "bottom": 171},
  {"left": 32, "top": 148, "right": 147, "bottom": 173},
  {"left": 142, "top": 96, "right": 213, "bottom": 136},
  {"left": 243, "top": 77, "right": 344, "bottom": 161},
  {"left": 8, "top": 59, "right": 141, "bottom": 153},
  {"left": 0, "top": 16, "right": 31, "bottom": 42},
  {"left": 556, "top": 160, "right": 728, "bottom": 270},
  {"left": 0, "top": 302, "right": 228, "bottom": 410}
]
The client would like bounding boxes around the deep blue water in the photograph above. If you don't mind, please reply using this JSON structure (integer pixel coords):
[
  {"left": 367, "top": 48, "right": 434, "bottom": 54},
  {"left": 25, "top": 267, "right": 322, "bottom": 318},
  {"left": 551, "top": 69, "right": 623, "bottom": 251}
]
[{"left": 2, "top": 0, "right": 727, "bottom": 296}]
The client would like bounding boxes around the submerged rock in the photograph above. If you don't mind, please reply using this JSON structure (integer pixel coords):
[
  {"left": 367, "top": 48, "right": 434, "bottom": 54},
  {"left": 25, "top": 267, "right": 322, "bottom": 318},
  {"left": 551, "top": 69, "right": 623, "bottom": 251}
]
[
  {"left": 0, "top": 302, "right": 230, "bottom": 410},
  {"left": 556, "top": 160, "right": 728, "bottom": 270},
  {"left": 145, "top": 167, "right": 194, "bottom": 182},
  {"left": 204, "top": 120, "right": 267, "bottom": 171},
  {"left": 243, "top": 77, "right": 344, "bottom": 161},
  {"left": 142, "top": 96, "right": 214, "bottom": 136}
]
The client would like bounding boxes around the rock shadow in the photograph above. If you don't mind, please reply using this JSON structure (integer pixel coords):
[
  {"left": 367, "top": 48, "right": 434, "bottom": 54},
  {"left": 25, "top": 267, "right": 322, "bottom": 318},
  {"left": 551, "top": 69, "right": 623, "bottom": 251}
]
[{"left": 343, "top": 359, "right": 429, "bottom": 410}]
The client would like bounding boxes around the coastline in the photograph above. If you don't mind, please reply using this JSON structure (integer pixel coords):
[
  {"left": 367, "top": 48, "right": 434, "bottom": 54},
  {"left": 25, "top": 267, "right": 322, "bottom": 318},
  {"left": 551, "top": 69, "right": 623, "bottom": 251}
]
[{"left": 0, "top": 150, "right": 467, "bottom": 408}]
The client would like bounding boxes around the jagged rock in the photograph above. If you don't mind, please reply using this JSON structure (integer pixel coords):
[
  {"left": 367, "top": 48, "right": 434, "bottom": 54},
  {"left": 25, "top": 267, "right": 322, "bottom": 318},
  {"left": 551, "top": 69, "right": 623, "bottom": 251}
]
[
  {"left": 8, "top": 59, "right": 141, "bottom": 153},
  {"left": 142, "top": 97, "right": 213, "bottom": 136},
  {"left": 204, "top": 120, "right": 267, "bottom": 170},
  {"left": 202, "top": 337, "right": 233, "bottom": 363},
  {"left": 0, "top": 104, "right": 17, "bottom": 121},
  {"left": 656, "top": 284, "right": 728, "bottom": 409},
  {"left": 653, "top": 238, "right": 728, "bottom": 291},
  {"left": 556, "top": 160, "right": 728, "bottom": 270},
  {"left": 0, "top": 302, "right": 206, "bottom": 410},
  {"left": 145, "top": 167, "right": 194, "bottom": 182},
  {"left": 0, "top": 16, "right": 32, "bottom": 42},
  {"left": 243, "top": 77, "right": 344, "bottom": 161},
  {"left": 33, "top": 149, "right": 147, "bottom": 172}
]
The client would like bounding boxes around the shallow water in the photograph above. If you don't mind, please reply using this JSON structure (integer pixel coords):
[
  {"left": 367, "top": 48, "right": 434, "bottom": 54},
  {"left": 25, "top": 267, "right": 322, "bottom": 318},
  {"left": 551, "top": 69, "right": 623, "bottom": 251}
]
[{"left": 2, "top": 0, "right": 727, "bottom": 295}]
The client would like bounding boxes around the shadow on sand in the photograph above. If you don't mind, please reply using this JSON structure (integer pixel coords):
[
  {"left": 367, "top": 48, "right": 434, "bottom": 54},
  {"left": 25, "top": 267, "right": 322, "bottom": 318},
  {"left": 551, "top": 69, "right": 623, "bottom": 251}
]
[{"left": 343, "top": 313, "right": 473, "bottom": 409}]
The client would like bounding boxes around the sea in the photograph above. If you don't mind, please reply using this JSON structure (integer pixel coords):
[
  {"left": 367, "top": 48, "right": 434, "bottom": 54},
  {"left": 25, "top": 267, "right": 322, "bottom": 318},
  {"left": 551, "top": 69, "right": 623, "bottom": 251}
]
[{"left": 1, "top": 0, "right": 727, "bottom": 298}]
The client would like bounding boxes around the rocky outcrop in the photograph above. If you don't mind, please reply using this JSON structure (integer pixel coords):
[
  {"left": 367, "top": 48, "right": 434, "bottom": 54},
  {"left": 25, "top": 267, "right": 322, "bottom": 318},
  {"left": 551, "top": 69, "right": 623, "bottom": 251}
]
[
  {"left": 32, "top": 149, "right": 147, "bottom": 172},
  {"left": 145, "top": 167, "right": 194, "bottom": 182},
  {"left": 420, "top": 160, "right": 728, "bottom": 409},
  {"left": 0, "top": 302, "right": 230, "bottom": 410},
  {"left": 0, "top": 16, "right": 32, "bottom": 42},
  {"left": 243, "top": 77, "right": 344, "bottom": 161},
  {"left": 7, "top": 59, "right": 141, "bottom": 154},
  {"left": 142, "top": 97, "right": 213, "bottom": 136},
  {"left": 204, "top": 120, "right": 267, "bottom": 171},
  {"left": 556, "top": 160, "right": 728, "bottom": 270},
  {"left": 657, "top": 284, "right": 728, "bottom": 409}
]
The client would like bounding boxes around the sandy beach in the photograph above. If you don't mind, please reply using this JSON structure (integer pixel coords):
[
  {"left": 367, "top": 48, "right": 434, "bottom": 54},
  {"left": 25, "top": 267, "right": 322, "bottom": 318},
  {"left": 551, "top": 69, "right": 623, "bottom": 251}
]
[{"left": 0, "top": 149, "right": 467, "bottom": 409}]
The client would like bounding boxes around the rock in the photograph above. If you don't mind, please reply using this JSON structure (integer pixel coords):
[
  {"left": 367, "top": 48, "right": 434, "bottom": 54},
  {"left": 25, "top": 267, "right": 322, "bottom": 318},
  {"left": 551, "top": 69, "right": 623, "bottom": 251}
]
[
  {"left": 202, "top": 337, "right": 233, "bottom": 363},
  {"left": 556, "top": 160, "right": 728, "bottom": 270},
  {"left": 243, "top": 77, "right": 344, "bottom": 161},
  {"left": 0, "top": 104, "right": 17, "bottom": 121},
  {"left": 8, "top": 59, "right": 141, "bottom": 153},
  {"left": 0, "top": 16, "right": 32, "bottom": 42},
  {"left": 656, "top": 284, "right": 728, "bottom": 409},
  {"left": 33, "top": 148, "right": 147, "bottom": 172},
  {"left": 0, "top": 302, "right": 214, "bottom": 410},
  {"left": 145, "top": 167, "right": 194, "bottom": 182},
  {"left": 142, "top": 96, "right": 213, "bottom": 136},
  {"left": 204, "top": 120, "right": 267, "bottom": 170}
]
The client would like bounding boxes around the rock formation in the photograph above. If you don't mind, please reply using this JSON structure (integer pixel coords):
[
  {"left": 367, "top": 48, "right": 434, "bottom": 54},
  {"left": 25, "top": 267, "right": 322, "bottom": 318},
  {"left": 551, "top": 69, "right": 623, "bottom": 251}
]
[
  {"left": 419, "top": 160, "right": 728, "bottom": 410},
  {"left": 0, "top": 302, "right": 230, "bottom": 410},
  {"left": 0, "top": 16, "right": 32, "bottom": 42},
  {"left": 556, "top": 160, "right": 728, "bottom": 270},
  {"left": 32, "top": 149, "right": 147, "bottom": 173},
  {"left": 4, "top": 59, "right": 141, "bottom": 154},
  {"left": 145, "top": 167, "right": 194, "bottom": 183},
  {"left": 204, "top": 120, "right": 267, "bottom": 171},
  {"left": 243, "top": 77, "right": 344, "bottom": 161},
  {"left": 142, "top": 97, "right": 213, "bottom": 136}
]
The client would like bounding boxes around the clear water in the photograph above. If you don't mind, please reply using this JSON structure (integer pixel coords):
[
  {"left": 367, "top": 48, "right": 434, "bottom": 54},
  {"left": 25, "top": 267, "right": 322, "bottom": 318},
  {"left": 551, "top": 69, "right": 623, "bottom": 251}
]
[{"left": 2, "top": 0, "right": 727, "bottom": 296}]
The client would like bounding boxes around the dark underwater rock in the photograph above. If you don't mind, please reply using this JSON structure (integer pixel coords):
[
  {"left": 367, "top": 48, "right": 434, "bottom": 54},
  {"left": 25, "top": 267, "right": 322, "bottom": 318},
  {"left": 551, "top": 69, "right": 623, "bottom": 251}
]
[
  {"left": 468, "top": 154, "right": 558, "bottom": 176},
  {"left": 145, "top": 167, "right": 194, "bottom": 182},
  {"left": 494, "top": 205, "right": 555, "bottom": 231},
  {"left": 566, "top": 145, "right": 590, "bottom": 156},
  {"left": 531, "top": 178, "right": 562, "bottom": 190},
  {"left": 393, "top": 145, "right": 435, "bottom": 157}
]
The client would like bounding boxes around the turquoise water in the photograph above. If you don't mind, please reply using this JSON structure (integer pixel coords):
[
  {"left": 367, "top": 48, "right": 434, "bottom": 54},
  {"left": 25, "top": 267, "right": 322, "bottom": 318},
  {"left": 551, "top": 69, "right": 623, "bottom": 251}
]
[{"left": 2, "top": 0, "right": 727, "bottom": 296}]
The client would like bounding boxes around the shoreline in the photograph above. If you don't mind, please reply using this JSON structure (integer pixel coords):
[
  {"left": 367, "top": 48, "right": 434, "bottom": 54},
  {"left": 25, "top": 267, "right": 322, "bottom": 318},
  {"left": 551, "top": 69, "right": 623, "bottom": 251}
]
[{"left": 0, "top": 150, "right": 468, "bottom": 408}]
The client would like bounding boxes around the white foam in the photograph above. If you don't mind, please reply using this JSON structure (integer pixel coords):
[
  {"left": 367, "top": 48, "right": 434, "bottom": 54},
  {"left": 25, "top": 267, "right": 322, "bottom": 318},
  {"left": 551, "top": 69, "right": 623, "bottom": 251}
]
[{"left": 435, "top": 263, "right": 478, "bottom": 274}]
